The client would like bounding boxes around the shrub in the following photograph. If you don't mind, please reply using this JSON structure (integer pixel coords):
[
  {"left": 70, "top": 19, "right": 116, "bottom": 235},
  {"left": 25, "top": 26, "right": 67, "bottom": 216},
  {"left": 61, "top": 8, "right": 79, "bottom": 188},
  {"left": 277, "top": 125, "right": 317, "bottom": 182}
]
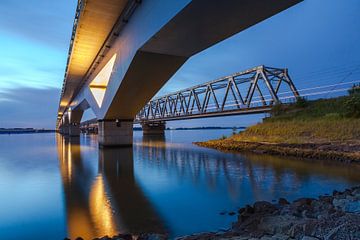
[
  {"left": 270, "top": 103, "right": 284, "bottom": 117},
  {"left": 348, "top": 84, "right": 360, "bottom": 96},
  {"left": 295, "top": 96, "right": 308, "bottom": 108},
  {"left": 220, "top": 135, "right": 227, "bottom": 140},
  {"left": 232, "top": 127, "right": 237, "bottom": 135},
  {"left": 344, "top": 93, "right": 360, "bottom": 118}
]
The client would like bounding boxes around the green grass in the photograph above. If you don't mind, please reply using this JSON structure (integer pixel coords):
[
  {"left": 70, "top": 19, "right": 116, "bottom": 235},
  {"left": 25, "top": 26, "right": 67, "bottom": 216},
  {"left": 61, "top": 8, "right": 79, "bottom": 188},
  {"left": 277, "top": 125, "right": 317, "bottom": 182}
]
[{"left": 228, "top": 95, "right": 360, "bottom": 144}]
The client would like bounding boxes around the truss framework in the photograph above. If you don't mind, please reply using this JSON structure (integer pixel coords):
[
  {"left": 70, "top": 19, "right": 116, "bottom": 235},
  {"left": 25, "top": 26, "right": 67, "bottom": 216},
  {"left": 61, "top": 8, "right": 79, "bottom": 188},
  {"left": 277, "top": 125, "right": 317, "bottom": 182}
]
[{"left": 134, "top": 65, "right": 299, "bottom": 123}]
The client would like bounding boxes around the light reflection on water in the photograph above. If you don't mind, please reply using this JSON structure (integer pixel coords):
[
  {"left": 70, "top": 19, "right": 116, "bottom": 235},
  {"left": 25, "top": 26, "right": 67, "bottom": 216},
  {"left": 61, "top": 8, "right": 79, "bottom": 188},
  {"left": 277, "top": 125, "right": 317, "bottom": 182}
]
[{"left": 0, "top": 130, "right": 359, "bottom": 240}]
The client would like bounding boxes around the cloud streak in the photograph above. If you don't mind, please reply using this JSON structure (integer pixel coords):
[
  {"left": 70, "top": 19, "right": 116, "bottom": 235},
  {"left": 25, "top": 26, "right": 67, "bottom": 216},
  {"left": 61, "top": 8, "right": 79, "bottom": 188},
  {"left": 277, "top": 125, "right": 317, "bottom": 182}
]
[{"left": 0, "top": 88, "right": 60, "bottom": 129}]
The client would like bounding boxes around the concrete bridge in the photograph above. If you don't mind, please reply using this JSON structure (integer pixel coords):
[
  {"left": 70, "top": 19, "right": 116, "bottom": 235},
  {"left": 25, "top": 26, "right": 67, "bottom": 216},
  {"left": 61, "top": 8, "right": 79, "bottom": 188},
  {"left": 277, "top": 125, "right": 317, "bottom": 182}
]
[{"left": 57, "top": 0, "right": 302, "bottom": 146}]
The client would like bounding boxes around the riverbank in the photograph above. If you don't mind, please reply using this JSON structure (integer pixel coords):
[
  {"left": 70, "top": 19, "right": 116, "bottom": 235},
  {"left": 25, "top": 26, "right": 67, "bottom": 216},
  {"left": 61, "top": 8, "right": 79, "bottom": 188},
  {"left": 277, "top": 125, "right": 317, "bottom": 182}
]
[
  {"left": 71, "top": 186, "right": 360, "bottom": 240},
  {"left": 195, "top": 94, "right": 360, "bottom": 163},
  {"left": 0, "top": 128, "right": 55, "bottom": 134}
]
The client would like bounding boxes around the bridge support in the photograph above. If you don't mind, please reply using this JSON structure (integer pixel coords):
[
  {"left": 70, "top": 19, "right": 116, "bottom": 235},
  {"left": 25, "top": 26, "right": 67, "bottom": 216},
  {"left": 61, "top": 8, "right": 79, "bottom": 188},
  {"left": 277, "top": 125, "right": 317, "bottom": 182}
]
[
  {"left": 68, "top": 123, "right": 81, "bottom": 137},
  {"left": 98, "top": 120, "right": 133, "bottom": 147},
  {"left": 59, "top": 125, "right": 67, "bottom": 135},
  {"left": 141, "top": 121, "right": 166, "bottom": 136}
]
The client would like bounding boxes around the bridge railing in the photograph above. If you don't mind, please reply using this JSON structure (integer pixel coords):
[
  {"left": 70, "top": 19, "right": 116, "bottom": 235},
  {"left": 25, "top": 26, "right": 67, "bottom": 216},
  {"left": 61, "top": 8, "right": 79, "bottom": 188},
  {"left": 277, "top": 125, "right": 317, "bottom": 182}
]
[{"left": 134, "top": 65, "right": 300, "bottom": 123}]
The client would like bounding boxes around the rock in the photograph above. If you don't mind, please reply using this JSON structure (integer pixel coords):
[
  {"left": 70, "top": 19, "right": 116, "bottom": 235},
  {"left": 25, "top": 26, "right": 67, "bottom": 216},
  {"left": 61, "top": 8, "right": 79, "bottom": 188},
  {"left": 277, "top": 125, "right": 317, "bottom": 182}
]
[
  {"left": 253, "top": 201, "right": 277, "bottom": 213},
  {"left": 137, "top": 233, "right": 167, "bottom": 240},
  {"left": 260, "top": 236, "right": 273, "bottom": 240},
  {"left": 223, "top": 237, "right": 249, "bottom": 240},
  {"left": 258, "top": 215, "right": 294, "bottom": 235},
  {"left": 76, "top": 238, "right": 84, "bottom": 240},
  {"left": 293, "top": 198, "right": 315, "bottom": 207},
  {"left": 229, "top": 211, "right": 236, "bottom": 216},
  {"left": 332, "top": 198, "right": 347, "bottom": 210},
  {"left": 115, "top": 234, "right": 133, "bottom": 240},
  {"left": 271, "top": 233, "right": 290, "bottom": 240},
  {"left": 352, "top": 188, "right": 360, "bottom": 197},
  {"left": 344, "top": 201, "right": 360, "bottom": 213},
  {"left": 244, "top": 205, "right": 255, "bottom": 214},
  {"left": 301, "top": 237, "right": 319, "bottom": 240},
  {"left": 318, "top": 196, "right": 333, "bottom": 203},
  {"left": 278, "top": 198, "right": 289, "bottom": 206},
  {"left": 99, "top": 236, "right": 111, "bottom": 240}
]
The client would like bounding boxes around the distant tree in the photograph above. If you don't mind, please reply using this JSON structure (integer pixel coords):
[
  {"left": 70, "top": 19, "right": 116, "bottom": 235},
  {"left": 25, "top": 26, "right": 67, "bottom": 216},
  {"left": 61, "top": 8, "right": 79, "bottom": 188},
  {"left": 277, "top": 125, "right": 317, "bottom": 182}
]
[
  {"left": 220, "top": 135, "right": 227, "bottom": 140},
  {"left": 232, "top": 127, "right": 237, "bottom": 135},
  {"left": 295, "top": 96, "right": 308, "bottom": 108},
  {"left": 348, "top": 84, "right": 360, "bottom": 96},
  {"left": 345, "top": 89, "right": 360, "bottom": 118},
  {"left": 270, "top": 102, "right": 284, "bottom": 117}
]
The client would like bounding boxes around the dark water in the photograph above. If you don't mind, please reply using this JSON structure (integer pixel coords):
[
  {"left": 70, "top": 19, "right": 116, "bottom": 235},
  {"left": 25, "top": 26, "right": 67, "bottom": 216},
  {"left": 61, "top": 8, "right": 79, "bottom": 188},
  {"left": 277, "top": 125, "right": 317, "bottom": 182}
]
[{"left": 0, "top": 130, "right": 359, "bottom": 240}]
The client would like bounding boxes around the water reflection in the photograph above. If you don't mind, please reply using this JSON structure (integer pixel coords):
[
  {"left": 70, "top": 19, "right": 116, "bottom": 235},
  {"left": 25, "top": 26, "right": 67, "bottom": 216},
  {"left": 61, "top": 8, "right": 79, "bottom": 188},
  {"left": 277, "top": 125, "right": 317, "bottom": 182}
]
[
  {"left": 137, "top": 136, "right": 360, "bottom": 203},
  {"left": 56, "top": 132, "right": 360, "bottom": 239},
  {"left": 57, "top": 135, "right": 165, "bottom": 239}
]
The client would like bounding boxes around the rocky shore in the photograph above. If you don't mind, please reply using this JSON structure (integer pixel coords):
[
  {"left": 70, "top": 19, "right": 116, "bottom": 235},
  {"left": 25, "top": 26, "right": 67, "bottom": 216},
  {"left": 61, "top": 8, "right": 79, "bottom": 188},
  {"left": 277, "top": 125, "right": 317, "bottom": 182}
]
[{"left": 68, "top": 186, "right": 360, "bottom": 240}]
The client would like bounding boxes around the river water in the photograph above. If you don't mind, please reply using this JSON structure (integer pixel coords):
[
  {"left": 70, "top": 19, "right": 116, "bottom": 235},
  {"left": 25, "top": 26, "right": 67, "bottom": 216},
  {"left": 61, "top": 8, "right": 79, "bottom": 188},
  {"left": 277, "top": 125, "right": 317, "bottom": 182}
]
[{"left": 0, "top": 130, "right": 359, "bottom": 240}]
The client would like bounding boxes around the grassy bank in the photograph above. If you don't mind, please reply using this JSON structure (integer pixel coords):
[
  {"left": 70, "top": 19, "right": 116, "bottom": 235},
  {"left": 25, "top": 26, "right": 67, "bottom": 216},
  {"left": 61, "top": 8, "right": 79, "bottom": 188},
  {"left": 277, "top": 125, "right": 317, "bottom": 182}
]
[{"left": 195, "top": 87, "right": 360, "bottom": 162}]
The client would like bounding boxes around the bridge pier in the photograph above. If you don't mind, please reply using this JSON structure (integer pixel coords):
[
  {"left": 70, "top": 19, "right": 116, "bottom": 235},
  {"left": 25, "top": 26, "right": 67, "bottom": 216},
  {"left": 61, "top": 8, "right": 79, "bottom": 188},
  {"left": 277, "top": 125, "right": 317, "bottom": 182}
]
[
  {"left": 60, "top": 125, "right": 69, "bottom": 135},
  {"left": 67, "top": 123, "right": 81, "bottom": 137},
  {"left": 59, "top": 124, "right": 81, "bottom": 137},
  {"left": 98, "top": 120, "right": 133, "bottom": 147},
  {"left": 141, "top": 121, "right": 166, "bottom": 136}
]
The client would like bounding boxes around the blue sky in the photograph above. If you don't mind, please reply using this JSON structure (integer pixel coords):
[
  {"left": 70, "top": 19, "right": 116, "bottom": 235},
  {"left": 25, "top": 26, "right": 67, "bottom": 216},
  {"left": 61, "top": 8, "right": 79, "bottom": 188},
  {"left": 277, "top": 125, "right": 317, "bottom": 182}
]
[{"left": 0, "top": 0, "right": 360, "bottom": 129}]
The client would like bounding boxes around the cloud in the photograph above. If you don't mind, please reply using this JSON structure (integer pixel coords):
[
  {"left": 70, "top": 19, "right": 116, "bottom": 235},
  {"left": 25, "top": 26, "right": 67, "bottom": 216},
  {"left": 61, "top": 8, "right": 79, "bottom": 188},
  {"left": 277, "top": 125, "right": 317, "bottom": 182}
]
[{"left": 0, "top": 87, "right": 60, "bottom": 129}]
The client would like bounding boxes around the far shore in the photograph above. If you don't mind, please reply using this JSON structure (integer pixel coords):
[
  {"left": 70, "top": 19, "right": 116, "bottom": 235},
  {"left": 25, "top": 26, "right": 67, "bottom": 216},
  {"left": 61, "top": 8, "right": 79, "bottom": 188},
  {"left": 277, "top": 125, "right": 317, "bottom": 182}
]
[{"left": 0, "top": 129, "right": 55, "bottom": 134}]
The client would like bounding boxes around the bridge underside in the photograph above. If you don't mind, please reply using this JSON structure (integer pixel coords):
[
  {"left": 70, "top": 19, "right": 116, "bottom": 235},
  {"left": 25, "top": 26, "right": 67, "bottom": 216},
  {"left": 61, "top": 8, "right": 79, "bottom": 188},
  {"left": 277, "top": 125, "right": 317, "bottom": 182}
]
[{"left": 57, "top": 0, "right": 302, "bottom": 146}]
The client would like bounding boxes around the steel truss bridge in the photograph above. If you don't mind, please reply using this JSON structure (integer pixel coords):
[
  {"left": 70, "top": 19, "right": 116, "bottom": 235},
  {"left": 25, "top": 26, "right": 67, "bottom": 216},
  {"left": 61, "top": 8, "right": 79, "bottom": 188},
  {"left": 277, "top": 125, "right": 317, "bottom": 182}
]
[{"left": 134, "top": 66, "right": 300, "bottom": 123}]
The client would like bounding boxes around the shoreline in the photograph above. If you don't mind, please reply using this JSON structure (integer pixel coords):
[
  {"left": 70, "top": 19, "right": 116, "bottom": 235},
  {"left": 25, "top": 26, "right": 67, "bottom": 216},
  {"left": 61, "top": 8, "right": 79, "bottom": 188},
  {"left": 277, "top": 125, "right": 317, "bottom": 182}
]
[
  {"left": 70, "top": 185, "right": 360, "bottom": 240},
  {"left": 194, "top": 139, "right": 360, "bottom": 164}
]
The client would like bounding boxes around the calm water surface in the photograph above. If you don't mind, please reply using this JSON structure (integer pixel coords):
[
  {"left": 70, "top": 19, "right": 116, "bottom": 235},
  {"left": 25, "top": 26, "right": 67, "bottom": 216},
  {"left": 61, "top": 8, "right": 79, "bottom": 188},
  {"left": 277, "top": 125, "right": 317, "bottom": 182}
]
[{"left": 0, "top": 130, "right": 360, "bottom": 239}]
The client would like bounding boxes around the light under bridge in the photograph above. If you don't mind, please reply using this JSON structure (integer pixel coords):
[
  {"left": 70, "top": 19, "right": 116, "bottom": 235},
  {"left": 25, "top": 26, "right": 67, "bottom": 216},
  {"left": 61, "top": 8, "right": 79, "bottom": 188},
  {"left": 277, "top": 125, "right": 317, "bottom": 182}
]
[
  {"left": 79, "top": 65, "right": 300, "bottom": 134},
  {"left": 57, "top": 0, "right": 303, "bottom": 146}
]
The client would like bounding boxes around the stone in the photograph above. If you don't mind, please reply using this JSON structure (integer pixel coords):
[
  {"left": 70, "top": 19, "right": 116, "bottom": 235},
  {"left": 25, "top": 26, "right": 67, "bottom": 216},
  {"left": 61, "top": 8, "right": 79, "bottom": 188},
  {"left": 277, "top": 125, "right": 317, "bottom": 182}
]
[
  {"left": 293, "top": 198, "right": 315, "bottom": 207},
  {"left": 260, "top": 236, "right": 273, "bottom": 240},
  {"left": 245, "top": 205, "right": 255, "bottom": 214},
  {"left": 115, "top": 234, "right": 133, "bottom": 240},
  {"left": 344, "top": 201, "right": 360, "bottom": 213},
  {"left": 332, "top": 198, "right": 347, "bottom": 210},
  {"left": 253, "top": 201, "right": 277, "bottom": 213},
  {"left": 229, "top": 211, "right": 236, "bottom": 216},
  {"left": 278, "top": 198, "right": 289, "bottom": 206},
  {"left": 318, "top": 196, "right": 333, "bottom": 203},
  {"left": 258, "top": 215, "right": 294, "bottom": 235},
  {"left": 137, "top": 233, "right": 167, "bottom": 240},
  {"left": 271, "top": 233, "right": 290, "bottom": 240},
  {"left": 352, "top": 188, "right": 360, "bottom": 197},
  {"left": 301, "top": 237, "right": 319, "bottom": 240}
]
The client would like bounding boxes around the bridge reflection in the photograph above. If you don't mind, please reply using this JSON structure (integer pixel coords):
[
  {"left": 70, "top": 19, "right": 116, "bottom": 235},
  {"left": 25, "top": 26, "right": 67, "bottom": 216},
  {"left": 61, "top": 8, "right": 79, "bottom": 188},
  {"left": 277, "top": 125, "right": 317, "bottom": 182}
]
[
  {"left": 136, "top": 136, "right": 360, "bottom": 201},
  {"left": 56, "top": 134, "right": 360, "bottom": 238},
  {"left": 56, "top": 135, "right": 166, "bottom": 239}
]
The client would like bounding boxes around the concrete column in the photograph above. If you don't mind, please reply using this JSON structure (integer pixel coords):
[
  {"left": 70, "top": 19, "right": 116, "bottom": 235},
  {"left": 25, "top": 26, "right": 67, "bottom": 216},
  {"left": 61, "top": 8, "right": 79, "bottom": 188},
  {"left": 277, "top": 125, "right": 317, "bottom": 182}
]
[
  {"left": 68, "top": 123, "right": 81, "bottom": 137},
  {"left": 98, "top": 120, "right": 133, "bottom": 147},
  {"left": 141, "top": 121, "right": 166, "bottom": 135},
  {"left": 61, "top": 125, "right": 70, "bottom": 135}
]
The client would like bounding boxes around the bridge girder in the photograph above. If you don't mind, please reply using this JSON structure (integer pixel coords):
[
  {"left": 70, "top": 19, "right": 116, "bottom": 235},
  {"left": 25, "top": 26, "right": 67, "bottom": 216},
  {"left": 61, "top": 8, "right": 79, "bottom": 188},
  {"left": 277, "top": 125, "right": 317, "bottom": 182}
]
[{"left": 135, "top": 66, "right": 300, "bottom": 123}]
